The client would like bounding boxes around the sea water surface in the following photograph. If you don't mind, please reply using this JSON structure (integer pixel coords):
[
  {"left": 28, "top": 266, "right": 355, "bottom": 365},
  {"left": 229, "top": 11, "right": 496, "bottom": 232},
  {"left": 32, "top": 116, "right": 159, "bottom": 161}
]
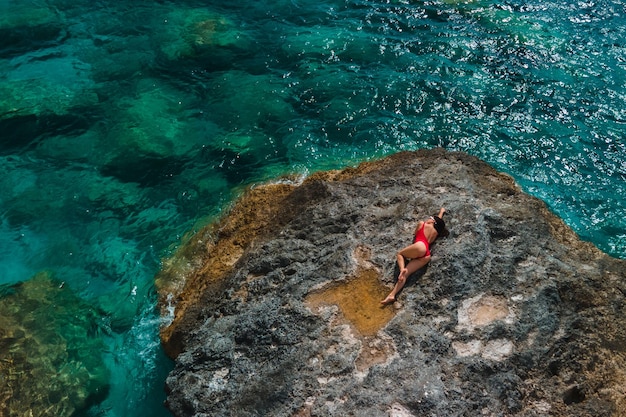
[{"left": 1, "top": 0, "right": 625, "bottom": 415}]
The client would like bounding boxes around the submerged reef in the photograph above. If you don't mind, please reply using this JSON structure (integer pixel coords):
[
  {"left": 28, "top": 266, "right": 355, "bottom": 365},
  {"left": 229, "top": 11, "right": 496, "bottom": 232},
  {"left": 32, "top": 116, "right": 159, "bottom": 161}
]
[
  {"left": 0, "top": 272, "right": 109, "bottom": 417},
  {"left": 158, "top": 149, "right": 626, "bottom": 416},
  {"left": 156, "top": 7, "right": 249, "bottom": 61}
]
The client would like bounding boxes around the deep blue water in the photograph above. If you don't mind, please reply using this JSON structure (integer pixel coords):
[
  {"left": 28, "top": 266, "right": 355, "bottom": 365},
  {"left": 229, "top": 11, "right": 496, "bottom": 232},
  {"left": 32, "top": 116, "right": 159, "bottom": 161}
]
[{"left": 1, "top": 0, "right": 625, "bottom": 415}]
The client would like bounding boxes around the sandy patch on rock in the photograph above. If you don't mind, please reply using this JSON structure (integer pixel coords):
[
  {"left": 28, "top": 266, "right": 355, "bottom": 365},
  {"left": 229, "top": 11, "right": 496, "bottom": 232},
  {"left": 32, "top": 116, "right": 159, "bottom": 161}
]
[
  {"left": 452, "top": 294, "right": 516, "bottom": 361},
  {"left": 457, "top": 293, "right": 514, "bottom": 331},
  {"left": 389, "top": 402, "right": 416, "bottom": 417}
]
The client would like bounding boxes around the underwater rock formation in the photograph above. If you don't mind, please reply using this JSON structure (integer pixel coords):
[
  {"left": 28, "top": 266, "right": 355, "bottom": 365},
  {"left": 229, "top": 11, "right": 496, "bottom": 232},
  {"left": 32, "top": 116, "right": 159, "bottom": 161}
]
[
  {"left": 0, "top": 272, "right": 109, "bottom": 417},
  {"left": 158, "top": 149, "right": 626, "bottom": 417},
  {"left": 156, "top": 8, "right": 249, "bottom": 61}
]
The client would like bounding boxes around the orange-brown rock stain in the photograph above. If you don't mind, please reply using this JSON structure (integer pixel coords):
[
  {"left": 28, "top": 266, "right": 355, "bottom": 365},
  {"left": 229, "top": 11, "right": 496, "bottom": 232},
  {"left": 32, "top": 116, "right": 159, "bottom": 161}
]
[
  {"left": 305, "top": 268, "right": 395, "bottom": 337},
  {"left": 305, "top": 267, "right": 398, "bottom": 372}
]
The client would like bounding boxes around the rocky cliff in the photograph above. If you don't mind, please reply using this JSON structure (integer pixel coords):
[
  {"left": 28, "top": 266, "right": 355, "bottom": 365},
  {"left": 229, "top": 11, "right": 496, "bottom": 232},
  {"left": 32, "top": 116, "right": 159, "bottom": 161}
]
[{"left": 157, "top": 149, "right": 626, "bottom": 417}]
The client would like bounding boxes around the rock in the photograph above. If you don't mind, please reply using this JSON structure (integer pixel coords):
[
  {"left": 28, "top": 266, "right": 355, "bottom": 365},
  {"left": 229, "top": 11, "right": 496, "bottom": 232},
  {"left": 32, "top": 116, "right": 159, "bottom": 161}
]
[
  {"left": 99, "top": 78, "right": 207, "bottom": 168},
  {"left": 155, "top": 8, "right": 250, "bottom": 61},
  {"left": 0, "top": 3, "right": 64, "bottom": 58},
  {"left": 157, "top": 149, "right": 626, "bottom": 417},
  {"left": 201, "top": 70, "right": 296, "bottom": 128},
  {"left": 0, "top": 272, "right": 109, "bottom": 417}
]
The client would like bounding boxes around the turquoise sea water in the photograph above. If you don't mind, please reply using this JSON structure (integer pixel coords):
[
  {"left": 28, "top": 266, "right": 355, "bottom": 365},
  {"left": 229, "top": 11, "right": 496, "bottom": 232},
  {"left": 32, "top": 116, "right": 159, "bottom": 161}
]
[{"left": 1, "top": 0, "right": 625, "bottom": 415}]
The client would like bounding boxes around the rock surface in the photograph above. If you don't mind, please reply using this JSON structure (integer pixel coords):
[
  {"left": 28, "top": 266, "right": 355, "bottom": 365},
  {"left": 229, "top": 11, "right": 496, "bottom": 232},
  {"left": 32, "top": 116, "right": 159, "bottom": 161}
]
[{"left": 157, "top": 149, "right": 626, "bottom": 417}]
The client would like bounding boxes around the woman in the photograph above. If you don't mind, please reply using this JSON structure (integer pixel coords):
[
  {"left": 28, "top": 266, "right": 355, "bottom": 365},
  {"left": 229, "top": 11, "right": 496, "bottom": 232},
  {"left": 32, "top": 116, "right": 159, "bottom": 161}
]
[{"left": 380, "top": 207, "right": 446, "bottom": 305}]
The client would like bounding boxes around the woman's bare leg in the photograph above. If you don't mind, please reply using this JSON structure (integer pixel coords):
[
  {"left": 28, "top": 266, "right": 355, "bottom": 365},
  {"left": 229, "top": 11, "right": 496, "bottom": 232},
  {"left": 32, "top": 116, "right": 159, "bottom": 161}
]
[
  {"left": 380, "top": 256, "right": 430, "bottom": 305},
  {"left": 381, "top": 242, "right": 429, "bottom": 305}
]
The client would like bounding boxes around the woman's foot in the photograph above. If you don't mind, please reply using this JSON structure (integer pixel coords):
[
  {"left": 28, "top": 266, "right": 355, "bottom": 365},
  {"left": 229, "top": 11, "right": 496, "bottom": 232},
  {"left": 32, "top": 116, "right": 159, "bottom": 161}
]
[{"left": 380, "top": 295, "right": 396, "bottom": 305}]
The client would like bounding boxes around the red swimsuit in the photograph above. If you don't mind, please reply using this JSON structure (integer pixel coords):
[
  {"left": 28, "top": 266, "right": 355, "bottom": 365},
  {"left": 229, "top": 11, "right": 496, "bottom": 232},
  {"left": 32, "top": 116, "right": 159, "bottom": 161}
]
[{"left": 413, "top": 223, "right": 431, "bottom": 257}]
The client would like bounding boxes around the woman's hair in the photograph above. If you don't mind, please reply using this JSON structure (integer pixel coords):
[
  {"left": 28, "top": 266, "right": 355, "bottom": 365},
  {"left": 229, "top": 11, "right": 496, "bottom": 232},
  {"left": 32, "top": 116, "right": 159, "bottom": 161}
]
[{"left": 432, "top": 215, "right": 446, "bottom": 235}]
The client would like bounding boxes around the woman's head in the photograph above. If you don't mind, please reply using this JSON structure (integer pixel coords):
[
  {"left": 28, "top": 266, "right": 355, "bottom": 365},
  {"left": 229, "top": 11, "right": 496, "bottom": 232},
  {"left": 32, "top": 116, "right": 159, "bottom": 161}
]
[{"left": 430, "top": 215, "right": 446, "bottom": 235}]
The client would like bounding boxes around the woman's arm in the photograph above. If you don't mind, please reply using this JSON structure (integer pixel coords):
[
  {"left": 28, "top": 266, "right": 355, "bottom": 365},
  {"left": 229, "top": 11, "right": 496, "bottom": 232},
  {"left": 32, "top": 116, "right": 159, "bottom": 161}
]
[{"left": 437, "top": 207, "right": 446, "bottom": 218}]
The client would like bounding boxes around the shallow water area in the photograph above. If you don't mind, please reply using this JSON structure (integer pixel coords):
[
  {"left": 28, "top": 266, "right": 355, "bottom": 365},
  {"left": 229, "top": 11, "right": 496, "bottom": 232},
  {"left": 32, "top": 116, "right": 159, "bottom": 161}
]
[
  {"left": 1, "top": 0, "right": 626, "bottom": 415},
  {"left": 0, "top": 272, "right": 109, "bottom": 417}
]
